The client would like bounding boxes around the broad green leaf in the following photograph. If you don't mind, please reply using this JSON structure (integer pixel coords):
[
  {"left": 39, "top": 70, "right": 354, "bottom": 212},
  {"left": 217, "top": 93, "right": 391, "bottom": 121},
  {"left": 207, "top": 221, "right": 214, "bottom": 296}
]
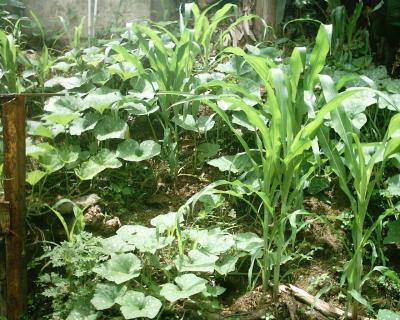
[
  {"left": 26, "top": 170, "right": 46, "bottom": 186},
  {"left": 26, "top": 141, "right": 51, "bottom": 158},
  {"left": 69, "top": 112, "right": 101, "bottom": 135},
  {"left": 82, "top": 53, "right": 105, "bottom": 67},
  {"left": 75, "top": 149, "right": 122, "bottom": 180},
  {"left": 84, "top": 89, "right": 122, "bottom": 114},
  {"left": 38, "top": 148, "right": 64, "bottom": 173},
  {"left": 82, "top": 47, "right": 105, "bottom": 67},
  {"left": 94, "top": 116, "right": 129, "bottom": 141},
  {"left": 246, "top": 45, "right": 281, "bottom": 59},
  {"left": 150, "top": 212, "right": 184, "bottom": 233},
  {"left": 121, "top": 100, "right": 159, "bottom": 116},
  {"left": 361, "top": 66, "right": 388, "bottom": 81},
  {"left": 52, "top": 61, "right": 75, "bottom": 72},
  {"left": 92, "top": 69, "right": 111, "bottom": 85},
  {"left": 235, "top": 232, "right": 263, "bottom": 255},
  {"left": 160, "top": 274, "right": 207, "bottom": 302},
  {"left": 91, "top": 283, "right": 127, "bottom": 310},
  {"left": 387, "top": 174, "right": 400, "bottom": 197},
  {"left": 383, "top": 221, "right": 400, "bottom": 244},
  {"left": 207, "top": 153, "right": 253, "bottom": 173},
  {"left": 101, "top": 235, "right": 135, "bottom": 255},
  {"left": 93, "top": 253, "right": 142, "bottom": 284},
  {"left": 45, "top": 113, "right": 80, "bottom": 125},
  {"left": 385, "top": 79, "right": 400, "bottom": 94},
  {"left": 319, "top": 76, "right": 357, "bottom": 161},
  {"left": 194, "top": 72, "right": 225, "bottom": 85},
  {"left": 182, "top": 228, "right": 210, "bottom": 244},
  {"left": 195, "top": 228, "right": 235, "bottom": 255},
  {"left": 108, "top": 61, "right": 138, "bottom": 81},
  {"left": 28, "top": 122, "right": 53, "bottom": 139},
  {"left": 45, "top": 76, "right": 84, "bottom": 90},
  {"left": 173, "top": 114, "right": 215, "bottom": 133},
  {"left": 28, "top": 120, "right": 65, "bottom": 139},
  {"left": 215, "top": 56, "right": 252, "bottom": 75},
  {"left": 67, "top": 298, "right": 99, "bottom": 320},
  {"left": 340, "top": 91, "right": 377, "bottom": 130},
  {"left": 174, "top": 249, "right": 218, "bottom": 273},
  {"left": 129, "top": 232, "right": 174, "bottom": 254},
  {"left": 115, "top": 291, "right": 162, "bottom": 319},
  {"left": 197, "top": 143, "right": 220, "bottom": 161},
  {"left": 116, "top": 139, "right": 161, "bottom": 162},
  {"left": 215, "top": 255, "right": 239, "bottom": 275},
  {"left": 202, "top": 284, "right": 226, "bottom": 297},
  {"left": 128, "top": 78, "right": 155, "bottom": 100},
  {"left": 116, "top": 225, "right": 143, "bottom": 238},
  {"left": 44, "top": 96, "right": 85, "bottom": 114},
  {"left": 198, "top": 194, "right": 224, "bottom": 214},
  {"left": 379, "top": 94, "right": 400, "bottom": 111},
  {"left": 377, "top": 309, "right": 400, "bottom": 320},
  {"left": 117, "top": 225, "right": 174, "bottom": 254}
]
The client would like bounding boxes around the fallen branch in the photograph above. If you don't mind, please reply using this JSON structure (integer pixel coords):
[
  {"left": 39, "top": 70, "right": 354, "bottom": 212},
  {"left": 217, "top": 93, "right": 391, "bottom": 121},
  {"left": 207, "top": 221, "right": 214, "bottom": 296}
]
[
  {"left": 279, "top": 284, "right": 373, "bottom": 320},
  {"left": 188, "top": 283, "right": 374, "bottom": 320}
]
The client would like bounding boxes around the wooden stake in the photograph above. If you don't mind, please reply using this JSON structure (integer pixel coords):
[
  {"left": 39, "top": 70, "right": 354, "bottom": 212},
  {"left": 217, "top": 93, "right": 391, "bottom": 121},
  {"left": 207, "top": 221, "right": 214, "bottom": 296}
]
[
  {"left": 2, "top": 95, "right": 26, "bottom": 319},
  {"left": 279, "top": 284, "right": 373, "bottom": 320}
]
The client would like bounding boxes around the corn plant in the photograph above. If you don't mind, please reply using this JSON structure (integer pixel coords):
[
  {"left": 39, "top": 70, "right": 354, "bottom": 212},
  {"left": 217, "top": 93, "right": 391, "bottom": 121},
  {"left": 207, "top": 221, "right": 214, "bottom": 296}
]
[
  {"left": 0, "top": 29, "right": 21, "bottom": 93},
  {"left": 318, "top": 75, "right": 400, "bottom": 319},
  {"left": 111, "top": 23, "right": 198, "bottom": 173},
  {"left": 330, "top": 1, "right": 369, "bottom": 63},
  {"left": 176, "top": 24, "right": 372, "bottom": 299},
  {"left": 106, "top": 3, "right": 258, "bottom": 175},
  {"left": 180, "top": 2, "right": 259, "bottom": 69}
]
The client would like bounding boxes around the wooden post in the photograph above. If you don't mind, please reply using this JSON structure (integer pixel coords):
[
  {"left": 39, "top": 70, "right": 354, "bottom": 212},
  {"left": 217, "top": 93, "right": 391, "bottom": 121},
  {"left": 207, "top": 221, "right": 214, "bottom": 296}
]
[
  {"left": 255, "top": 0, "right": 277, "bottom": 40},
  {"left": 1, "top": 95, "right": 26, "bottom": 319}
]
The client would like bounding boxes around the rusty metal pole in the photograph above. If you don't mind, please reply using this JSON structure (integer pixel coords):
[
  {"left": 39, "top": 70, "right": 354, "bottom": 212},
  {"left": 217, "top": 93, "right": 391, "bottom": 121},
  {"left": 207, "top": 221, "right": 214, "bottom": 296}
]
[{"left": 1, "top": 95, "right": 26, "bottom": 319}]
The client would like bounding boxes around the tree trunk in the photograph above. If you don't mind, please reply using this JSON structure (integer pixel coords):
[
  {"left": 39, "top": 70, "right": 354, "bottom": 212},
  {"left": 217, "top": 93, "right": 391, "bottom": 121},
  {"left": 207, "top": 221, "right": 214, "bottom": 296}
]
[{"left": 255, "top": 0, "right": 277, "bottom": 39}]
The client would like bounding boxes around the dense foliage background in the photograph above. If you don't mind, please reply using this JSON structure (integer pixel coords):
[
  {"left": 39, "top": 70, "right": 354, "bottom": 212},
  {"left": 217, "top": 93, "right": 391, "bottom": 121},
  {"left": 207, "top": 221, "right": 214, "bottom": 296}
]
[{"left": 0, "top": 0, "right": 399, "bottom": 319}]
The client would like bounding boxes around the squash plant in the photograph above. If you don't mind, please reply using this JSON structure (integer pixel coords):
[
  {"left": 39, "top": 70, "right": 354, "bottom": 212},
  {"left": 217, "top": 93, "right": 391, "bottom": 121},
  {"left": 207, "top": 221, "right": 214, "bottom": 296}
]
[{"left": 38, "top": 211, "right": 265, "bottom": 319}]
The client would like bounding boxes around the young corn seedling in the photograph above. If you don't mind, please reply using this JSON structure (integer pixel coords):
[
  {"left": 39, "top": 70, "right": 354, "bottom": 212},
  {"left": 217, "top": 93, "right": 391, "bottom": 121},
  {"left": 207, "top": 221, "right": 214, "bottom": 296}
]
[
  {"left": 318, "top": 75, "right": 400, "bottom": 319},
  {"left": 178, "top": 24, "right": 369, "bottom": 299}
]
